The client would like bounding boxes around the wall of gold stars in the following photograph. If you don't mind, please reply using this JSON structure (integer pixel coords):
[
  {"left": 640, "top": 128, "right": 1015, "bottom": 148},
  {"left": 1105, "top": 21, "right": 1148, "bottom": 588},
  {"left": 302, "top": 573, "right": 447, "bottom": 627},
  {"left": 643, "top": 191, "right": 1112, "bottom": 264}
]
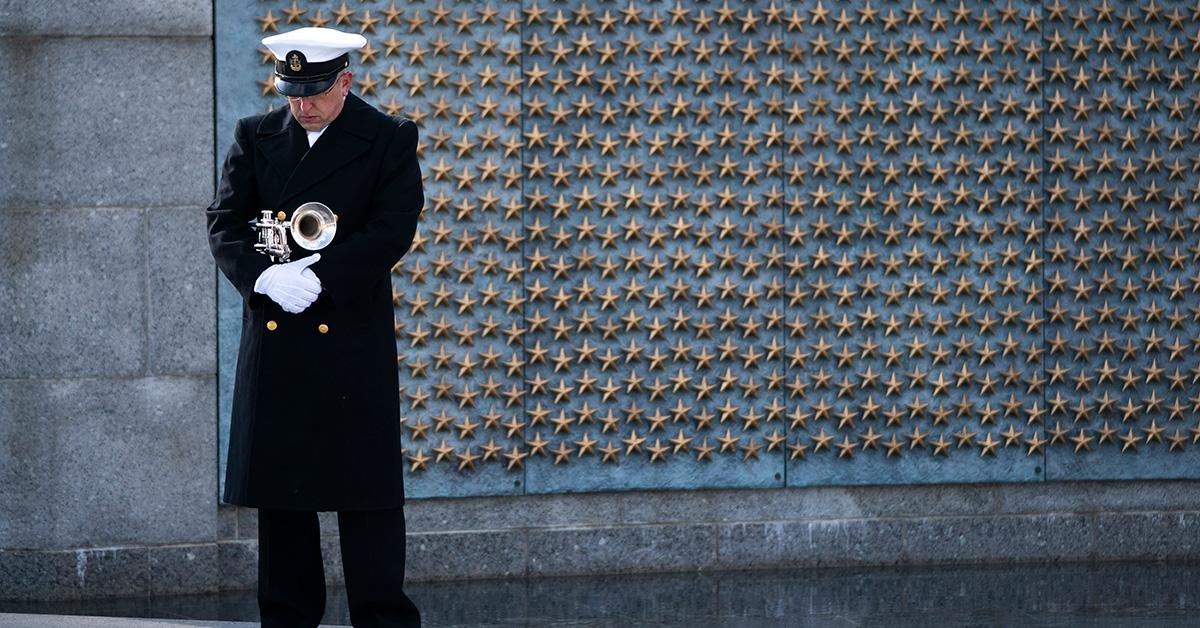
[{"left": 217, "top": 0, "right": 1200, "bottom": 498}]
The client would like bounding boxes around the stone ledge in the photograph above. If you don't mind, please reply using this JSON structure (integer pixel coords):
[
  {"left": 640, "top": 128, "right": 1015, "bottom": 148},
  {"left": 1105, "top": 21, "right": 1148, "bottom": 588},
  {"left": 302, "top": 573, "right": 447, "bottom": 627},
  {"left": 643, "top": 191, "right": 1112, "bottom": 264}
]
[
  {"left": 7, "top": 481, "right": 1199, "bottom": 601},
  {"left": 0, "top": 613, "right": 341, "bottom": 628},
  {"left": 0, "top": 544, "right": 218, "bottom": 602},
  {"left": 221, "top": 479, "right": 1200, "bottom": 539}
]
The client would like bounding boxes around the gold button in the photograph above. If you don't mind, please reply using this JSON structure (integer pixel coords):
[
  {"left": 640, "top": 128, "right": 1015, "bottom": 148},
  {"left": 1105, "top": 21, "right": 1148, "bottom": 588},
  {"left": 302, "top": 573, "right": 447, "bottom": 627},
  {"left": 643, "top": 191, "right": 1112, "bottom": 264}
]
[
  {"left": 318, "top": 324, "right": 329, "bottom": 334},
  {"left": 266, "top": 320, "right": 278, "bottom": 331},
  {"left": 276, "top": 211, "right": 287, "bottom": 221}
]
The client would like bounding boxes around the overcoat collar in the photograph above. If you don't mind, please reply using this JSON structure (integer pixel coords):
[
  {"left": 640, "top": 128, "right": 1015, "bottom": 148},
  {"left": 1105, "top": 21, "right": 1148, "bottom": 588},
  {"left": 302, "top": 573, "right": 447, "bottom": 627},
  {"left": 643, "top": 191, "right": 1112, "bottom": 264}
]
[{"left": 254, "top": 93, "right": 379, "bottom": 209}]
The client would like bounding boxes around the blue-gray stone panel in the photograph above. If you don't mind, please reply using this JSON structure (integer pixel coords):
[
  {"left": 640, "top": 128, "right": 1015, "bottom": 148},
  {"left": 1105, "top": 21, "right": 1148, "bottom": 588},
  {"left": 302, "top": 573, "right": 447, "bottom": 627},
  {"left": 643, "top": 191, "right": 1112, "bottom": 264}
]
[
  {"left": 214, "top": 0, "right": 1200, "bottom": 498},
  {"left": 1040, "top": 1, "right": 1200, "bottom": 480}
]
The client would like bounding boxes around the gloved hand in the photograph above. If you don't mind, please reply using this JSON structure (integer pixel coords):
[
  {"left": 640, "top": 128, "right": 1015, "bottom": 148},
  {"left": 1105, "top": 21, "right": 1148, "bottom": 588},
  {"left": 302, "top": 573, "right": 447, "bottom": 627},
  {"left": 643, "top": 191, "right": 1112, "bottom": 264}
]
[{"left": 253, "top": 254, "right": 323, "bottom": 314}]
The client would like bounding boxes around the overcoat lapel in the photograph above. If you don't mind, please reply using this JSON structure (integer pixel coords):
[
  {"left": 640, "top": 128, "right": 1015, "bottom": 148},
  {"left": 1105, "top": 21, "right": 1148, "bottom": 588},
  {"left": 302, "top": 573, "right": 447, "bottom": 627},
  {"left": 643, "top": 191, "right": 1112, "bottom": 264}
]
[
  {"left": 255, "top": 111, "right": 309, "bottom": 209},
  {"left": 281, "top": 96, "right": 378, "bottom": 210}
]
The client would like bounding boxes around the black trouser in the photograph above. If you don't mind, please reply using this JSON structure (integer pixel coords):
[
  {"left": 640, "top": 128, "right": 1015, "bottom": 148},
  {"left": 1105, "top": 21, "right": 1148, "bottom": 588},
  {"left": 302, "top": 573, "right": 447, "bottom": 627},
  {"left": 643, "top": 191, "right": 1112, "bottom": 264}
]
[{"left": 257, "top": 506, "right": 421, "bottom": 628}]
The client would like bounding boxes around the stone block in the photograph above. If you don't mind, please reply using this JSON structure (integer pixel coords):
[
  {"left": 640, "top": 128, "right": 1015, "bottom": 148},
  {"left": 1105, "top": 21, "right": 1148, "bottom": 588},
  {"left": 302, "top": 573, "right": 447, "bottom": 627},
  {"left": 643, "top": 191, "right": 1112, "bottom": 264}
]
[
  {"left": 1036, "top": 513, "right": 1099, "bottom": 562},
  {"left": 0, "top": 1, "right": 212, "bottom": 36},
  {"left": 618, "top": 485, "right": 1000, "bottom": 526},
  {"left": 995, "top": 480, "right": 1200, "bottom": 516},
  {"left": 903, "top": 514, "right": 1064, "bottom": 564},
  {"left": 217, "top": 505, "right": 238, "bottom": 541},
  {"left": 217, "top": 540, "right": 257, "bottom": 591},
  {"left": 147, "top": 543, "right": 218, "bottom": 596},
  {"left": 526, "top": 524, "right": 715, "bottom": 577},
  {"left": 406, "top": 530, "right": 526, "bottom": 581},
  {"left": 717, "top": 519, "right": 905, "bottom": 569},
  {"left": 0, "top": 37, "right": 212, "bottom": 209},
  {"left": 619, "top": 488, "right": 800, "bottom": 525},
  {"left": 0, "top": 376, "right": 216, "bottom": 549},
  {"left": 0, "top": 547, "right": 149, "bottom": 601},
  {"left": 1091, "top": 511, "right": 1199, "bottom": 561},
  {"left": 840, "top": 484, "right": 1002, "bottom": 519},
  {"left": 235, "top": 507, "right": 258, "bottom": 541},
  {"left": 0, "top": 208, "right": 146, "bottom": 378},
  {"left": 147, "top": 207, "right": 216, "bottom": 376},
  {"left": 406, "top": 493, "right": 615, "bottom": 533}
]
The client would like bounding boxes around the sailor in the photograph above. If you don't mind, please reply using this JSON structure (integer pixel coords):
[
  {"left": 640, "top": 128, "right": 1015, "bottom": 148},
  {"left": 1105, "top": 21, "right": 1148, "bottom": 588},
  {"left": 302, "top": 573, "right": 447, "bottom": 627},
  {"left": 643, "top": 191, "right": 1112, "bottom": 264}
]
[{"left": 206, "top": 25, "right": 423, "bottom": 628}]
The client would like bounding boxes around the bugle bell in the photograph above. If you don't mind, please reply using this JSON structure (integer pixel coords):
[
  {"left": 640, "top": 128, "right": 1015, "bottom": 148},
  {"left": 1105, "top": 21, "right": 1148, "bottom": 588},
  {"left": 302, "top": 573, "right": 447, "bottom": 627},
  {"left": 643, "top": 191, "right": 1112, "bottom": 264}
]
[{"left": 254, "top": 202, "right": 338, "bottom": 262}]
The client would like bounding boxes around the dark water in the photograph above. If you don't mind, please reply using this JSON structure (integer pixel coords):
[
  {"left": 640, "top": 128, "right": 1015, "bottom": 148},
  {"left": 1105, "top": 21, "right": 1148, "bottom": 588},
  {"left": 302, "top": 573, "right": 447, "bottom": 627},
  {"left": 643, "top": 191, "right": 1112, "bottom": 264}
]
[{"left": 2, "top": 561, "right": 1199, "bottom": 627}]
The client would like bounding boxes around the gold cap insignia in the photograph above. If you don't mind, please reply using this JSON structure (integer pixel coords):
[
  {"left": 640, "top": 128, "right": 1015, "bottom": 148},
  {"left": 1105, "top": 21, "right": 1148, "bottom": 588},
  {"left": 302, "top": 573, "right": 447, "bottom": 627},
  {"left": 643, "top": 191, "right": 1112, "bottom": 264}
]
[{"left": 288, "top": 52, "right": 302, "bottom": 73}]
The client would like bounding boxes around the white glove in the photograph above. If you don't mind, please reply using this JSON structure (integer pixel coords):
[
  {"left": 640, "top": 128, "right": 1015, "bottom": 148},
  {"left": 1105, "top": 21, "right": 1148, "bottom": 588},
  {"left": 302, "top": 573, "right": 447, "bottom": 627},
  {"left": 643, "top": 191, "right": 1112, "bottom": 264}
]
[{"left": 254, "top": 254, "right": 323, "bottom": 314}]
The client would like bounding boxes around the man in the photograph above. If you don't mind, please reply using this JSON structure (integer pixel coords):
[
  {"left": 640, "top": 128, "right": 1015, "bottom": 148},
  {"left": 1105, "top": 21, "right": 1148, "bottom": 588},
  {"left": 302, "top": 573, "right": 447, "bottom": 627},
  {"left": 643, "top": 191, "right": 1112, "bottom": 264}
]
[{"left": 206, "top": 25, "right": 423, "bottom": 628}]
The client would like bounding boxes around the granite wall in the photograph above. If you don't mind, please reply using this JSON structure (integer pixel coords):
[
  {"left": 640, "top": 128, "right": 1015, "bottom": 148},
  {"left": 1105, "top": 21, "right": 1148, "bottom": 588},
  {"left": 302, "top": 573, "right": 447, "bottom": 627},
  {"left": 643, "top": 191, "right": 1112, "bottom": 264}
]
[{"left": 0, "top": 0, "right": 221, "bottom": 598}]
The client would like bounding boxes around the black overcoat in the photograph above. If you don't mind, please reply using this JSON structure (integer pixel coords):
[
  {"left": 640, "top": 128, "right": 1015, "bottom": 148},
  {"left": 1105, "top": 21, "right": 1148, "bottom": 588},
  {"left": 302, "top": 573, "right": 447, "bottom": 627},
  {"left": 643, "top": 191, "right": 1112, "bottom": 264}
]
[{"left": 207, "top": 94, "right": 423, "bottom": 510}]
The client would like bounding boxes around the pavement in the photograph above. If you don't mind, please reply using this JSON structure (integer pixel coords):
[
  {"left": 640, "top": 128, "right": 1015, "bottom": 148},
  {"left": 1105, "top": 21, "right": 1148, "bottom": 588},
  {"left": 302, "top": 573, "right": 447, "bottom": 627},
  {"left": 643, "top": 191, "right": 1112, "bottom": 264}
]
[{"left": 0, "top": 615, "right": 343, "bottom": 628}]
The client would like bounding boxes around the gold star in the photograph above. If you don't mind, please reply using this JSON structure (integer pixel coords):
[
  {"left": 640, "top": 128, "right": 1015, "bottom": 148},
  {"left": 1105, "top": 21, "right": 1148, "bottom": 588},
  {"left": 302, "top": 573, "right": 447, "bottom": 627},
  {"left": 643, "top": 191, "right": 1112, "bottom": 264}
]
[
  {"left": 978, "top": 433, "right": 1000, "bottom": 457},
  {"left": 383, "top": 0, "right": 404, "bottom": 26},
  {"left": 811, "top": 428, "right": 834, "bottom": 453},
  {"left": 455, "top": 446, "right": 480, "bottom": 471},
  {"left": 1024, "top": 432, "right": 1047, "bottom": 456},
  {"left": 1047, "top": 421, "right": 1069, "bottom": 445},
  {"left": 1069, "top": 429, "right": 1093, "bottom": 453},
  {"left": 307, "top": 8, "right": 329, "bottom": 27},
  {"left": 598, "top": 440, "right": 621, "bottom": 464},
  {"left": 1142, "top": 419, "right": 1165, "bottom": 444},
  {"left": 256, "top": 9, "right": 280, "bottom": 32},
  {"left": 717, "top": 429, "right": 741, "bottom": 454},
  {"left": 647, "top": 438, "right": 670, "bottom": 463},
  {"left": 526, "top": 432, "right": 550, "bottom": 457},
  {"left": 999, "top": 425, "right": 1023, "bottom": 447},
  {"left": 281, "top": 0, "right": 306, "bottom": 24},
  {"left": 551, "top": 440, "right": 574, "bottom": 464},
  {"left": 332, "top": 1, "right": 355, "bottom": 26},
  {"left": 356, "top": 9, "right": 380, "bottom": 34},
  {"left": 931, "top": 433, "right": 952, "bottom": 456},
  {"left": 406, "top": 448, "right": 430, "bottom": 472},
  {"left": 835, "top": 435, "right": 858, "bottom": 459},
  {"left": 740, "top": 438, "right": 763, "bottom": 461},
  {"left": 883, "top": 434, "right": 905, "bottom": 458},
  {"left": 356, "top": 72, "right": 379, "bottom": 96},
  {"left": 479, "top": 438, "right": 503, "bottom": 462},
  {"left": 1119, "top": 428, "right": 1142, "bottom": 453},
  {"left": 573, "top": 433, "right": 598, "bottom": 457},
  {"left": 787, "top": 438, "right": 809, "bottom": 460},
  {"left": 622, "top": 430, "right": 647, "bottom": 455},
  {"left": 1167, "top": 429, "right": 1188, "bottom": 452},
  {"left": 669, "top": 429, "right": 693, "bottom": 454},
  {"left": 431, "top": 440, "right": 455, "bottom": 464},
  {"left": 257, "top": 71, "right": 277, "bottom": 97},
  {"left": 503, "top": 446, "right": 528, "bottom": 471}
]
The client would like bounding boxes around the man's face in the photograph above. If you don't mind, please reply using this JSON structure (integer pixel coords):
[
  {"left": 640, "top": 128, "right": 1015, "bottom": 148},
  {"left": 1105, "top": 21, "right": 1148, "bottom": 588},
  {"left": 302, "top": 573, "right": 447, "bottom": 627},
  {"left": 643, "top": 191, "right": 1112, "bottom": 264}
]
[{"left": 287, "top": 71, "right": 352, "bottom": 132}]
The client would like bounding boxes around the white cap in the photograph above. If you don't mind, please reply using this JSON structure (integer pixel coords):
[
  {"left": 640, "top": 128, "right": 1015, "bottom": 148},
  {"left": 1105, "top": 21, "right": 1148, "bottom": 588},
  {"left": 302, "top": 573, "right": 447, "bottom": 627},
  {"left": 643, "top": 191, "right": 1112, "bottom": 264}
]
[
  {"left": 262, "top": 26, "right": 366, "bottom": 63},
  {"left": 261, "top": 27, "right": 367, "bottom": 97}
]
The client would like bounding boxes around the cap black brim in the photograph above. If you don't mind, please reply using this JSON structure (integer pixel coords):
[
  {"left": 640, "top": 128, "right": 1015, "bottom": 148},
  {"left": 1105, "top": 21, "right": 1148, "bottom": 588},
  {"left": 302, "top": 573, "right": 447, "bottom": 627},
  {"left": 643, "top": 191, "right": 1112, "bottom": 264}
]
[{"left": 274, "top": 75, "right": 338, "bottom": 98}]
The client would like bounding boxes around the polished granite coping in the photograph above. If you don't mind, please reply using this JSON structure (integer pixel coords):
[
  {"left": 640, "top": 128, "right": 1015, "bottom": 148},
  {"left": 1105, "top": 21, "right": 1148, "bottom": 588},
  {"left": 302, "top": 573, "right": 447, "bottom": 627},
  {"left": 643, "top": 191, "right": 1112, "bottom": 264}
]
[
  {"left": 0, "top": 615, "right": 343, "bottom": 628},
  {"left": 2, "top": 560, "right": 1198, "bottom": 627}
]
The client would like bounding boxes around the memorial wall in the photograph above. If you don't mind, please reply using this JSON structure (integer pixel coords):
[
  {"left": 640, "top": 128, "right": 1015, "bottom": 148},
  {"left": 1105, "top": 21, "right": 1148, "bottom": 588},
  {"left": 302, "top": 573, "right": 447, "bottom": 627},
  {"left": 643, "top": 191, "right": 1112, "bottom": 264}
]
[
  {"left": 2, "top": 0, "right": 1199, "bottom": 602},
  {"left": 218, "top": 0, "right": 1200, "bottom": 498}
]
